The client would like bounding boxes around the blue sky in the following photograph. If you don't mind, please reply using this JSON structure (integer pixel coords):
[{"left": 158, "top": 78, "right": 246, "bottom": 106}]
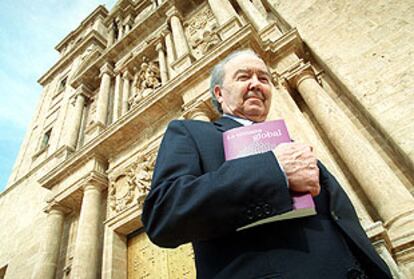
[{"left": 0, "top": 0, "right": 116, "bottom": 192}]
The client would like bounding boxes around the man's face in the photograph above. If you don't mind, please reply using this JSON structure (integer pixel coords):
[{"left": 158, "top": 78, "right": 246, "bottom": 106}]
[{"left": 214, "top": 54, "right": 272, "bottom": 122}]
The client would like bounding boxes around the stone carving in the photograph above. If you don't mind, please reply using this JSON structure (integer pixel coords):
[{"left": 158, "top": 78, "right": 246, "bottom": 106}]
[
  {"left": 113, "top": 17, "right": 122, "bottom": 40},
  {"left": 109, "top": 152, "right": 156, "bottom": 213},
  {"left": 109, "top": 174, "right": 135, "bottom": 212},
  {"left": 186, "top": 6, "right": 220, "bottom": 58},
  {"left": 129, "top": 57, "right": 161, "bottom": 106},
  {"left": 129, "top": 152, "right": 156, "bottom": 205},
  {"left": 190, "top": 28, "right": 220, "bottom": 56}
]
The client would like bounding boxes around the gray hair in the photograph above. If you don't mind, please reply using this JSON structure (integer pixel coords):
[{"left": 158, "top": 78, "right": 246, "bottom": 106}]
[{"left": 209, "top": 49, "right": 261, "bottom": 114}]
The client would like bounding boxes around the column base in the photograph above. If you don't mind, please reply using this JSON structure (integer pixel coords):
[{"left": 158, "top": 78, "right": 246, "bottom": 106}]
[
  {"left": 384, "top": 211, "right": 414, "bottom": 278},
  {"left": 365, "top": 222, "right": 404, "bottom": 278},
  {"left": 171, "top": 53, "right": 195, "bottom": 74},
  {"left": 393, "top": 233, "right": 414, "bottom": 278},
  {"left": 217, "top": 17, "right": 242, "bottom": 41},
  {"left": 259, "top": 22, "right": 283, "bottom": 43}
]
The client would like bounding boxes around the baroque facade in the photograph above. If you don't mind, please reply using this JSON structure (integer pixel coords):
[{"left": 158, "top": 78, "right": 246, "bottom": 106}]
[{"left": 0, "top": 0, "right": 413, "bottom": 278}]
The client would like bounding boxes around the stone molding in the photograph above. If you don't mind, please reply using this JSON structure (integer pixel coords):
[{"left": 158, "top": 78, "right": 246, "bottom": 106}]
[
  {"left": 100, "top": 62, "right": 115, "bottom": 78},
  {"left": 43, "top": 199, "right": 72, "bottom": 215},
  {"left": 165, "top": 6, "right": 183, "bottom": 23},
  {"left": 283, "top": 62, "right": 315, "bottom": 91},
  {"left": 55, "top": 5, "right": 109, "bottom": 52},
  {"left": 37, "top": 26, "right": 265, "bottom": 194},
  {"left": 39, "top": 30, "right": 107, "bottom": 86},
  {"left": 81, "top": 171, "right": 108, "bottom": 192}
]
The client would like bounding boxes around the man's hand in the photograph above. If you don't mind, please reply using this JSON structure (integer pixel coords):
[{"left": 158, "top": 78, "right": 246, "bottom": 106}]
[{"left": 273, "top": 143, "right": 320, "bottom": 197}]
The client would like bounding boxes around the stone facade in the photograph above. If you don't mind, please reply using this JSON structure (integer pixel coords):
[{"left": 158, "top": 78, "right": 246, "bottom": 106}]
[{"left": 0, "top": 0, "right": 413, "bottom": 278}]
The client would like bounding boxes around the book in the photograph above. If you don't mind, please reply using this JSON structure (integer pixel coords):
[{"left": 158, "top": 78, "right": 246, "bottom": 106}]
[{"left": 222, "top": 119, "right": 316, "bottom": 231}]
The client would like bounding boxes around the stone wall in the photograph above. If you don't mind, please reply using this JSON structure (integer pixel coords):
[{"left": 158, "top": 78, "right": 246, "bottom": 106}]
[{"left": 266, "top": 0, "right": 414, "bottom": 185}]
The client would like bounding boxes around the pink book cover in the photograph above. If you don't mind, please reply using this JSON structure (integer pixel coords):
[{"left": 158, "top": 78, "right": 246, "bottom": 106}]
[{"left": 223, "top": 120, "right": 316, "bottom": 230}]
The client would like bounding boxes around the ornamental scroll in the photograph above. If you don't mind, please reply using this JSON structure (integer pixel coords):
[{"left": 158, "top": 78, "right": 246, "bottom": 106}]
[
  {"left": 185, "top": 5, "right": 220, "bottom": 59},
  {"left": 109, "top": 152, "right": 156, "bottom": 214}
]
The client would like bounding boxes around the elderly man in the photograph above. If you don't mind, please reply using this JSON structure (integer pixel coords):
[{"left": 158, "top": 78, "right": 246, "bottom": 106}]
[{"left": 142, "top": 50, "right": 392, "bottom": 279}]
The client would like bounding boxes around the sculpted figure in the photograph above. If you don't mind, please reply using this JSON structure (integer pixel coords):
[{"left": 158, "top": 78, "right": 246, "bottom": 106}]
[{"left": 130, "top": 57, "right": 162, "bottom": 105}]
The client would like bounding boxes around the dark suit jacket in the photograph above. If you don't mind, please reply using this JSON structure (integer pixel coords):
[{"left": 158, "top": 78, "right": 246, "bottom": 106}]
[{"left": 142, "top": 117, "right": 392, "bottom": 279}]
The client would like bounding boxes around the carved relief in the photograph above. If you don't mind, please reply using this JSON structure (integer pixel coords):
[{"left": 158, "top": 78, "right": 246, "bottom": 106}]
[
  {"left": 130, "top": 152, "right": 156, "bottom": 205},
  {"left": 185, "top": 6, "right": 220, "bottom": 58},
  {"left": 128, "top": 231, "right": 195, "bottom": 278},
  {"left": 109, "top": 174, "right": 135, "bottom": 212},
  {"left": 109, "top": 152, "right": 156, "bottom": 214},
  {"left": 129, "top": 57, "right": 161, "bottom": 107}
]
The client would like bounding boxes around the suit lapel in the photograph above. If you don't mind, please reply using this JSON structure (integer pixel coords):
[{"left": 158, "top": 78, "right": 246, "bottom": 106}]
[{"left": 213, "top": 116, "right": 243, "bottom": 132}]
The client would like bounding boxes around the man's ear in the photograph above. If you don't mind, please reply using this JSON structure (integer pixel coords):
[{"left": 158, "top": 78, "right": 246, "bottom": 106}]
[{"left": 213, "top": 85, "right": 223, "bottom": 103}]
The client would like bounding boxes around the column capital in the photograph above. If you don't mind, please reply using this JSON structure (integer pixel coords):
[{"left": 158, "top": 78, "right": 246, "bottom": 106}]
[
  {"left": 74, "top": 84, "right": 94, "bottom": 100},
  {"left": 166, "top": 6, "right": 183, "bottom": 22},
  {"left": 161, "top": 28, "right": 172, "bottom": 37},
  {"left": 100, "top": 62, "right": 115, "bottom": 77},
  {"left": 155, "top": 39, "right": 165, "bottom": 51},
  {"left": 82, "top": 171, "right": 108, "bottom": 192},
  {"left": 122, "top": 70, "right": 132, "bottom": 80},
  {"left": 43, "top": 199, "right": 72, "bottom": 215},
  {"left": 284, "top": 62, "right": 315, "bottom": 90}
]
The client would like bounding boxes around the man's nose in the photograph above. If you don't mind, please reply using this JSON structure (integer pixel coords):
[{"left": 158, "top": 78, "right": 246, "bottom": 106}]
[{"left": 248, "top": 75, "right": 262, "bottom": 90}]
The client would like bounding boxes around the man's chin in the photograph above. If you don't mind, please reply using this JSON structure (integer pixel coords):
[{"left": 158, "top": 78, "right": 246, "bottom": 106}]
[{"left": 245, "top": 111, "right": 267, "bottom": 122}]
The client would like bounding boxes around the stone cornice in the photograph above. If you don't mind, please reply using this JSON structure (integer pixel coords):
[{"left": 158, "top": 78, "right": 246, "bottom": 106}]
[
  {"left": 71, "top": 3, "right": 174, "bottom": 89},
  {"left": 105, "top": 0, "right": 140, "bottom": 21},
  {"left": 38, "top": 25, "right": 259, "bottom": 189},
  {"left": 55, "top": 5, "right": 109, "bottom": 52},
  {"left": 263, "top": 28, "right": 305, "bottom": 62},
  {"left": 43, "top": 199, "right": 72, "bottom": 214},
  {"left": 38, "top": 30, "right": 107, "bottom": 86}
]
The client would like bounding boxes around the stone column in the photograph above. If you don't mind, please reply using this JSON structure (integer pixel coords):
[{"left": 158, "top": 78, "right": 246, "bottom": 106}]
[
  {"left": 268, "top": 85, "right": 374, "bottom": 227},
  {"left": 65, "top": 85, "right": 91, "bottom": 150},
  {"left": 208, "top": 0, "right": 238, "bottom": 25},
  {"left": 156, "top": 40, "right": 168, "bottom": 84},
  {"left": 71, "top": 179, "right": 105, "bottom": 279},
  {"left": 236, "top": 0, "right": 281, "bottom": 40},
  {"left": 116, "top": 17, "right": 124, "bottom": 39},
  {"left": 124, "top": 17, "right": 133, "bottom": 34},
  {"left": 121, "top": 71, "right": 132, "bottom": 115},
  {"left": 113, "top": 73, "right": 123, "bottom": 122},
  {"left": 287, "top": 64, "right": 414, "bottom": 242},
  {"left": 32, "top": 202, "right": 70, "bottom": 279},
  {"left": 107, "top": 24, "right": 115, "bottom": 47},
  {"left": 166, "top": 7, "right": 194, "bottom": 71},
  {"left": 163, "top": 29, "right": 176, "bottom": 78},
  {"left": 208, "top": 0, "right": 241, "bottom": 40},
  {"left": 252, "top": 0, "right": 268, "bottom": 17},
  {"left": 236, "top": 0, "right": 268, "bottom": 31},
  {"left": 96, "top": 63, "right": 114, "bottom": 127}
]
